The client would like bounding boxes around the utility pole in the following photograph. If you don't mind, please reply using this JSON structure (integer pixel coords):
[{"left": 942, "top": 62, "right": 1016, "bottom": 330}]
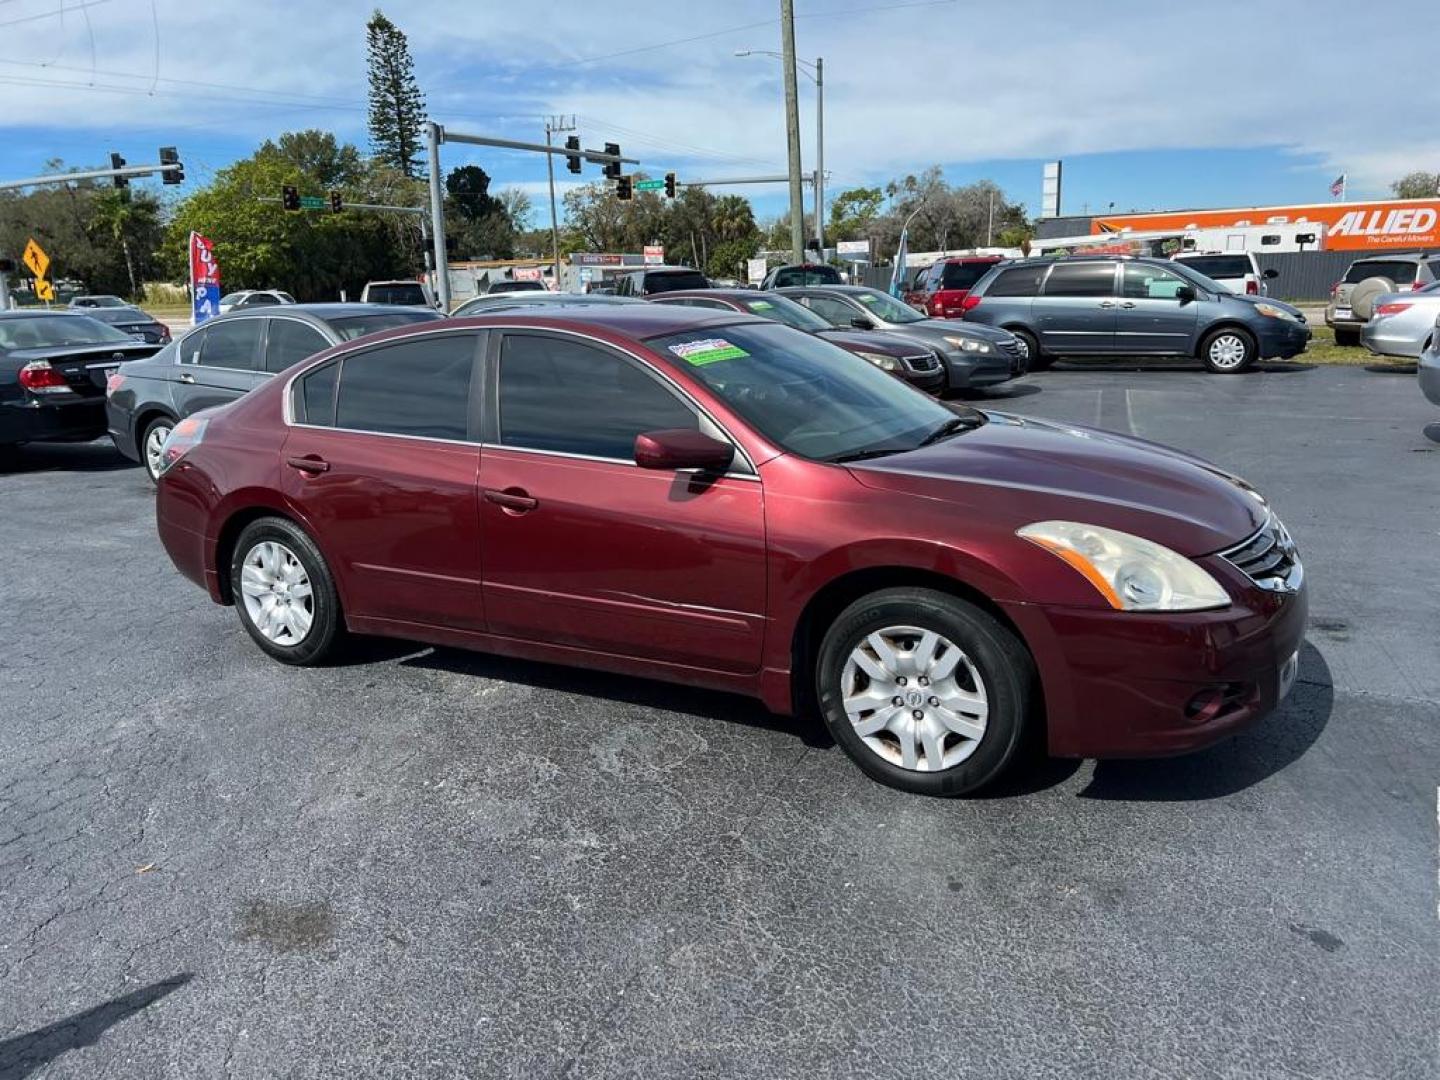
[
  {"left": 544, "top": 115, "right": 574, "bottom": 290},
  {"left": 779, "top": 0, "right": 805, "bottom": 265},
  {"left": 425, "top": 121, "right": 450, "bottom": 310}
]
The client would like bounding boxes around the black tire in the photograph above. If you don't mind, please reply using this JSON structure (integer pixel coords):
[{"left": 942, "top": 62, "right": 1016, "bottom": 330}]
[
  {"left": 1010, "top": 328, "right": 1050, "bottom": 371},
  {"left": 1333, "top": 328, "right": 1361, "bottom": 347},
  {"left": 139, "top": 415, "right": 175, "bottom": 484},
  {"left": 229, "top": 516, "right": 345, "bottom": 666},
  {"left": 816, "top": 587, "right": 1036, "bottom": 796},
  {"left": 1200, "top": 326, "right": 1257, "bottom": 374}
]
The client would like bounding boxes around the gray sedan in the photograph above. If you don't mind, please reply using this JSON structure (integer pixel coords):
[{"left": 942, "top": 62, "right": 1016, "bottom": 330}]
[
  {"left": 1361, "top": 281, "right": 1440, "bottom": 358},
  {"left": 1419, "top": 311, "right": 1440, "bottom": 443},
  {"left": 776, "top": 285, "right": 1022, "bottom": 391}
]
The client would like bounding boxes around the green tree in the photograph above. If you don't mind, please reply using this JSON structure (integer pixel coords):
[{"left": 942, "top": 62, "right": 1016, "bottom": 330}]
[
  {"left": 1391, "top": 172, "right": 1440, "bottom": 199},
  {"left": 707, "top": 236, "right": 760, "bottom": 281},
  {"left": 827, "top": 186, "right": 883, "bottom": 241},
  {"left": 366, "top": 10, "right": 427, "bottom": 178},
  {"left": 257, "top": 130, "right": 364, "bottom": 190},
  {"left": 89, "top": 189, "right": 162, "bottom": 298}
]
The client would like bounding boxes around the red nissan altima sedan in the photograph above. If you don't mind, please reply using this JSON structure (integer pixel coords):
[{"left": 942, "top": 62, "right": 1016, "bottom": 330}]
[{"left": 155, "top": 306, "right": 1306, "bottom": 795}]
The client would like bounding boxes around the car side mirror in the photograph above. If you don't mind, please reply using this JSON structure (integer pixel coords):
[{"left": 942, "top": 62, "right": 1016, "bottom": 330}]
[
  {"left": 1263, "top": 268, "right": 1279, "bottom": 280},
  {"left": 634, "top": 429, "right": 734, "bottom": 473},
  {"left": 1175, "top": 285, "right": 1197, "bottom": 303},
  {"left": 850, "top": 316, "right": 875, "bottom": 330}
]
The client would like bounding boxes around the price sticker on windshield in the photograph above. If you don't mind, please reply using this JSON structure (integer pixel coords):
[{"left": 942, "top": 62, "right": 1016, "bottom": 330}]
[{"left": 668, "top": 338, "right": 749, "bottom": 366}]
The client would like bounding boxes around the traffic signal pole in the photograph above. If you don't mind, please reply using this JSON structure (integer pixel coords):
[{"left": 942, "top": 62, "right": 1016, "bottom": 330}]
[
  {"left": 0, "top": 159, "right": 182, "bottom": 192},
  {"left": 423, "top": 121, "right": 640, "bottom": 310}
]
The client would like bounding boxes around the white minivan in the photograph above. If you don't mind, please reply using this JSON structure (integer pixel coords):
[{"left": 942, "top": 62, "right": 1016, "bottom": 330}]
[{"left": 1172, "top": 251, "right": 1279, "bottom": 296}]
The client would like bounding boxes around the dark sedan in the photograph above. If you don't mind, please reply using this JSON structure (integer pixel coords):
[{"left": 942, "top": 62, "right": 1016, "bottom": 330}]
[
  {"left": 1, "top": 311, "right": 164, "bottom": 464},
  {"left": 779, "top": 284, "right": 1024, "bottom": 390},
  {"left": 107, "top": 303, "right": 443, "bottom": 481},
  {"left": 648, "top": 288, "right": 946, "bottom": 394},
  {"left": 154, "top": 304, "right": 1305, "bottom": 796},
  {"left": 78, "top": 303, "right": 172, "bottom": 345}
]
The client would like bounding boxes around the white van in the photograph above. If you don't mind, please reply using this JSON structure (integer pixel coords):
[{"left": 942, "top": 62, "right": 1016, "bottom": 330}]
[{"left": 1172, "top": 251, "right": 1279, "bottom": 296}]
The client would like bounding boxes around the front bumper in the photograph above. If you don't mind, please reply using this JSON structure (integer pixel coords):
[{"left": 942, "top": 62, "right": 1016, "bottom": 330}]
[
  {"left": 944, "top": 351, "right": 1016, "bottom": 389},
  {"left": 1002, "top": 569, "right": 1308, "bottom": 759},
  {"left": 1255, "top": 319, "right": 1312, "bottom": 359},
  {"left": 1419, "top": 347, "right": 1440, "bottom": 407},
  {"left": 904, "top": 367, "right": 947, "bottom": 395},
  {"left": 0, "top": 397, "right": 107, "bottom": 446}
]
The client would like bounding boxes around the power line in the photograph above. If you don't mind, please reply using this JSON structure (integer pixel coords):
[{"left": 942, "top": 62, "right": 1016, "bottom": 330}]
[
  {"left": 0, "top": 56, "right": 360, "bottom": 108},
  {"left": 0, "top": 0, "right": 112, "bottom": 31}
]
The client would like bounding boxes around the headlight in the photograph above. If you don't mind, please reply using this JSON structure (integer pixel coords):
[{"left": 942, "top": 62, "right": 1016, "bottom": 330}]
[
  {"left": 856, "top": 351, "right": 901, "bottom": 371},
  {"left": 943, "top": 335, "right": 990, "bottom": 353},
  {"left": 1017, "top": 521, "right": 1229, "bottom": 611},
  {"left": 1254, "top": 303, "right": 1298, "bottom": 323}
]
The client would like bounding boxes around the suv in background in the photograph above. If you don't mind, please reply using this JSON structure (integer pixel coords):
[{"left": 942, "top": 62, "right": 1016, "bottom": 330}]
[
  {"left": 1172, "top": 251, "right": 1278, "bottom": 297},
  {"left": 760, "top": 263, "right": 843, "bottom": 289},
  {"left": 912, "top": 255, "right": 1005, "bottom": 319},
  {"left": 960, "top": 255, "right": 1310, "bottom": 373},
  {"left": 614, "top": 266, "right": 710, "bottom": 297},
  {"left": 1326, "top": 253, "right": 1440, "bottom": 345},
  {"left": 361, "top": 280, "right": 436, "bottom": 308}
]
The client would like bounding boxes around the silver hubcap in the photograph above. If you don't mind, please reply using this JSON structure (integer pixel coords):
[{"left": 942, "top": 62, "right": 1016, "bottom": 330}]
[
  {"left": 1208, "top": 334, "right": 1248, "bottom": 369},
  {"left": 1013, "top": 335, "right": 1029, "bottom": 358},
  {"left": 841, "top": 625, "right": 989, "bottom": 772},
  {"left": 239, "top": 541, "right": 314, "bottom": 645},
  {"left": 144, "top": 423, "right": 172, "bottom": 477}
]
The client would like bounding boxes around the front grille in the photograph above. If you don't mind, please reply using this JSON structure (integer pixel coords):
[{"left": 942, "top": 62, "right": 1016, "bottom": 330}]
[
  {"left": 901, "top": 352, "right": 941, "bottom": 373},
  {"left": 1220, "top": 513, "right": 1301, "bottom": 591}
]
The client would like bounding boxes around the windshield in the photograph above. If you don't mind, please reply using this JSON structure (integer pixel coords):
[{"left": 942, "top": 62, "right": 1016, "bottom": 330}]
[
  {"left": 327, "top": 311, "right": 443, "bottom": 340},
  {"left": 775, "top": 265, "right": 841, "bottom": 286},
  {"left": 649, "top": 322, "right": 975, "bottom": 462},
  {"left": 739, "top": 294, "right": 832, "bottom": 333},
  {"left": 367, "top": 283, "right": 428, "bottom": 304},
  {"left": 0, "top": 314, "right": 135, "bottom": 349},
  {"left": 1176, "top": 255, "right": 1251, "bottom": 279},
  {"left": 489, "top": 281, "right": 546, "bottom": 293},
  {"left": 851, "top": 288, "right": 926, "bottom": 323}
]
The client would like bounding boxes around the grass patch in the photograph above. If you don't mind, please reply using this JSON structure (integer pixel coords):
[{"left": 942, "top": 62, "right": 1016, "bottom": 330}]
[{"left": 1302, "top": 325, "right": 1409, "bottom": 367}]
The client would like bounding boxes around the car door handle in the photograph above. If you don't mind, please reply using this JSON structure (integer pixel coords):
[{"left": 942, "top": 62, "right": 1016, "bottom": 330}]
[
  {"left": 1119, "top": 301, "right": 1137, "bottom": 308},
  {"left": 285, "top": 454, "right": 330, "bottom": 475},
  {"left": 484, "top": 488, "right": 538, "bottom": 513},
  {"left": 1098, "top": 301, "right": 1116, "bottom": 308},
  {"left": 178, "top": 373, "right": 195, "bottom": 384}
]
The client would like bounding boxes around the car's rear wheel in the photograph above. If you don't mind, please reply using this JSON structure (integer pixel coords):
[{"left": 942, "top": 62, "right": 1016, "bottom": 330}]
[
  {"left": 1201, "top": 328, "right": 1257, "bottom": 373},
  {"left": 816, "top": 588, "right": 1035, "bottom": 796},
  {"left": 1334, "top": 328, "right": 1361, "bottom": 347},
  {"left": 140, "top": 415, "right": 174, "bottom": 484},
  {"left": 230, "top": 517, "right": 344, "bottom": 665},
  {"left": 1010, "top": 328, "right": 1049, "bottom": 371}
]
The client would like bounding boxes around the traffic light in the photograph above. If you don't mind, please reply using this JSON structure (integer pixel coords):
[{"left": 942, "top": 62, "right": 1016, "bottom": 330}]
[
  {"left": 664, "top": 172, "right": 677, "bottom": 198},
  {"left": 616, "top": 175, "right": 632, "bottom": 201},
  {"left": 603, "top": 142, "right": 621, "bottom": 180},
  {"left": 282, "top": 185, "right": 300, "bottom": 212},
  {"left": 110, "top": 153, "right": 128, "bottom": 188},
  {"left": 329, "top": 191, "right": 343, "bottom": 213},
  {"left": 564, "top": 135, "right": 581, "bottom": 174},
  {"left": 159, "top": 146, "right": 183, "bottom": 185}
]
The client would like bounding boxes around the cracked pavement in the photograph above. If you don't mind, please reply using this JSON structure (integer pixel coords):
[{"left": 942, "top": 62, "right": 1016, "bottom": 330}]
[{"left": 0, "top": 364, "right": 1435, "bottom": 1078}]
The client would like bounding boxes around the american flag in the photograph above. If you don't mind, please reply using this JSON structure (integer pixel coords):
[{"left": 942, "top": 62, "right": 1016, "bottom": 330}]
[{"left": 1329, "top": 173, "right": 1346, "bottom": 198}]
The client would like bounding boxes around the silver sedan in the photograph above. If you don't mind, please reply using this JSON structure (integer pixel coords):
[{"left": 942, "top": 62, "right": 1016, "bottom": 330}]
[{"left": 1361, "top": 281, "right": 1440, "bottom": 358}]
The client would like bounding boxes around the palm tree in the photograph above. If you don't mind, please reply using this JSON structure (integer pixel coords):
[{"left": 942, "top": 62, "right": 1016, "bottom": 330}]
[
  {"left": 713, "top": 195, "right": 757, "bottom": 243},
  {"left": 91, "top": 190, "right": 139, "bottom": 299}
]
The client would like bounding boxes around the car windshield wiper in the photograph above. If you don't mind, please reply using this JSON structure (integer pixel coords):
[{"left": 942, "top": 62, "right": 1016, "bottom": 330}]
[
  {"left": 826, "top": 445, "right": 907, "bottom": 464},
  {"left": 916, "top": 415, "right": 983, "bottom": 447}
]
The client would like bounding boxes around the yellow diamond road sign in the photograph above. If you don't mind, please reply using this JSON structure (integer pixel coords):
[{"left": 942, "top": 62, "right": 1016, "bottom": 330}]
[
  {"left": 23, "top": 237, "right": 49, "bottom": 280},
  {"left": 34, "top": 279, "right": 55, "bottom": 302}
]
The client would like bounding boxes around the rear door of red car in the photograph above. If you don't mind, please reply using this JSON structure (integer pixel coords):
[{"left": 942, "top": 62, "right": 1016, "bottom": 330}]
[
  {"left": 280, "top": 330, "right": 486, "bottom": 630},
  {"left": 929, "top": 260, "right": 996, "bottom": 318},
  {"left": 476, "top": 328, "right": 767, "bottom": 674}
]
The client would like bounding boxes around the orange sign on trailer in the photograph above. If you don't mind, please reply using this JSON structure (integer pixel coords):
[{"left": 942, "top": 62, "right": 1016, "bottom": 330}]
[{"left": 1091, "top": 199, "right": 1440, "bottom": 251}]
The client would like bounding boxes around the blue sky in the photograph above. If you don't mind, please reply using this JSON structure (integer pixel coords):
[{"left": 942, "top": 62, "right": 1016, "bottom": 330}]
[{"left": 2, "top": 0, "right": 1436, "bottom": 228}]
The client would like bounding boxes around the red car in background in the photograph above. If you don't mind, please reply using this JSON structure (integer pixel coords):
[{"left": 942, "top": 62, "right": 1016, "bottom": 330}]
[
  {"left": 914, "top": 255, "right": 1005, "bottom": 319},
  {"left": 155, "top": 305, "right": 1307, "bottom": 796}
]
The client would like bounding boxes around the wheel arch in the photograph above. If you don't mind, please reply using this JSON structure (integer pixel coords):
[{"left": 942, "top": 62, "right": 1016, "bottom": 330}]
[
  {"left": 211, "top": 497, "right": 343, "bottom": 611},
  {"left": 1196, "top": 320, "right": 1257, "bottom": 359}
]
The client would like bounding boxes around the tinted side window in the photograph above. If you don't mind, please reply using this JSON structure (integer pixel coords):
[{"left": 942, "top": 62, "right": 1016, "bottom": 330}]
[
  {"left": 798, "top": 294, "right": 857, "bottom": 327},
  {"left": 297, "top": 363, "right": 338, "bottom": 426},
  {"left": 1042, "top": 262, "right": 1116, "bottom": 297},
  {"left": 986, "top": 265, "right": 1046, "bottom": 297},
  {"left": 242, "top": 294, "right": 280, "bottom": 307},
  {"left": 1122, "top": 264, "right": 1186, "bottom": 299},
  {"left": 199, "top": 320, "right": 262, "bottom": 369},
  {"left": 335, "top": 335, "right": 475, "bottom": 440},
  {"left": 264, "top": 319, "right": 331, "bottom": 373},
  {"left": 498, "top": 333, "right": 697, "bottom": 460}
]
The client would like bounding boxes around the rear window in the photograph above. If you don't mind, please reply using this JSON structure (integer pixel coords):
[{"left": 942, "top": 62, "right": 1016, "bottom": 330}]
[
  {"left": 644, "top": 270, "right": 709, "bottom": 294},
  {"left": 939, "top": 262, "right": 994, "bottom": 290},
  {"left": 772, "top": 265, "right": 842, "bottom": 287},
  {"left": 366, "top": 283, "right": 429, "bottom": 304},
  {"left": 327, "top": 311, "right": 443, "bottom": 341},
  {"left": 985, "top": 265, "right": 1046, "bottom": 297},
  {"left": 1344, "top": 260, "right": 1418, "bottom": 285},
  {"left": 1177, "top": 255, "right": 1252, "bottom": 279}
]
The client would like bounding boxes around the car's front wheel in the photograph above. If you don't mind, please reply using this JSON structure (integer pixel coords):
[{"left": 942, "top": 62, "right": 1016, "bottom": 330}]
[
  {"left": 816, "top": 588, "right": 1035, "bottom": 796},
  {"left": 140, "top": 415, "right": 174, "bottom": 483},
  {"left": 1010, "top": 328, "right": 1050, "bottom": 371},
  {"left": 230, "top": 517, "right": 345, "bottom": 665},
  {"left": 1200, "top": 327, "right": 1257, "bottom": 374}
]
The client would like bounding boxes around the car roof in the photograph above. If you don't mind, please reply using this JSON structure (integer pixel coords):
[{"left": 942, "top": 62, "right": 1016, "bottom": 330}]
[
  {"left": 652, "top": 288, "right": 770, "bottom": 303},
  {"left": 0, "top": 309, "right": 104, "bottom": 320},
  {"left": 633, "top": 265, "right": 705, "bottom": 275},
  {"left": 443, "top": 302, "right": 761, "bottom": 340},
  {"left": 183, "top": 303, "right": 438, "bottom": 330},
  {"left": 936, "top": 254, "right": 1003, "bottom": 263},
  {"left": 777, "top": 284, "right": 875, "bottom": 294}
]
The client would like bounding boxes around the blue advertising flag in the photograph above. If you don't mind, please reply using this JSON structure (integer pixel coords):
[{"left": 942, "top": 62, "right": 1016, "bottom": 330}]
[{"left": 889, "top": 229, "right": 909, "bottom": 297}]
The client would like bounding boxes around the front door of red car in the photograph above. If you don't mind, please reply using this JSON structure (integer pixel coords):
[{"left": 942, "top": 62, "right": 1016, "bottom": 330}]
[
  {"left": 280, "top": 331, "right": 486, "bottom": 630},
  {"left": 477, "top": 330, "right": 767, "bottom": 674}
]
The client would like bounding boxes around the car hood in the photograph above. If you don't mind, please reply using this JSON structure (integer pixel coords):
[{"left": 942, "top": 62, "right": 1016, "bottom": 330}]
[
  {"left": 1221, "top": 293, "right": 1305, "bottom": 320},
  {"left": 846, "top": 411, "right": 1267, "bottom": 556},
  {"left": 816, "top": 328, "right": 934, "bottom": 356},
  {"left": 924, "top": 319, "right": 1018, "bottom": 344}
]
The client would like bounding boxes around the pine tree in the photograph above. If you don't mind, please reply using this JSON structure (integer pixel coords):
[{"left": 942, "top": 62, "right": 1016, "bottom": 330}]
[{"left": 365, "top": 10, "right": 427, "bottom": 178}]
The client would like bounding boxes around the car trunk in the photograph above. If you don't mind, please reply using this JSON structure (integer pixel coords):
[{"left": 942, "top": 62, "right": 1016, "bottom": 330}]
[{"left": 8, "top": 342, "right": 161, "bottom": 397}]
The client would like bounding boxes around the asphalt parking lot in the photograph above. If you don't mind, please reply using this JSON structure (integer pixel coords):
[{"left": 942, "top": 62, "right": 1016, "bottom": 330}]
[{"left": 2, "top": 363, "right": 1436, "bottom": 1079}]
